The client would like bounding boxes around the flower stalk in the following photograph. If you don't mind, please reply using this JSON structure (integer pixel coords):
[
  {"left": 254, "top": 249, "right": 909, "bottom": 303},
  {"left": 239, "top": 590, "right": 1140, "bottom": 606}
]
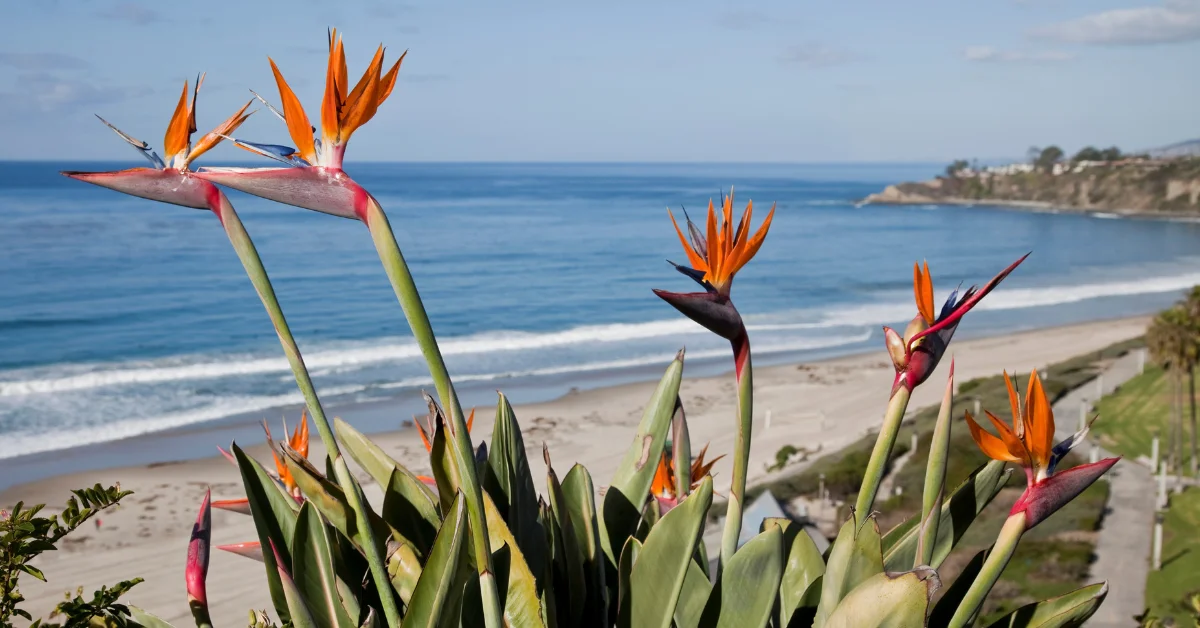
[
  {"left": 854, "top": 387, "right": 912, "bottom": 520},
  {"left": 917, "top": 362, "right": 955, "bottom": 566},
  {"left": 947, "top": 511, "right": 1027, "bottom": 628},
  {"left": 362, "top": 198, "right": 504, "bottom": 628},
  {"left": 718, "top": 330, "right": 753, "bottom": 568}
]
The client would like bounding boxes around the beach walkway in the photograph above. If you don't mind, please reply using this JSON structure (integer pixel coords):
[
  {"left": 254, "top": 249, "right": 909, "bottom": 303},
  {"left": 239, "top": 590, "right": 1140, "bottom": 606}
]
[{"left": 1053, "top": 350, "right": 1154, "bottom": 628}]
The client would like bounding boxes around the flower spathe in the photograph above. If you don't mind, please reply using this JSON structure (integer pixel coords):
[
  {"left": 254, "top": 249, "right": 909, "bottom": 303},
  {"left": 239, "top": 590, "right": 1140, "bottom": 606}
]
[
  {"left": 263, "top": 413, "right": 310, "bottom": 497},
  {"left": 653, "top": 189, "right": 775, "bottom": 343},
  {"left": 966, "top": 369, "right": 1118, "bottom": 529},
  {"left": 63, "top": 75, "right": 252, "bottom": 212},
  {"left": 883, "top": 254, "right": 1027, "bottom": 395},
  {"left": 195, "top": 29, "right": 404, "bottom": 221}
]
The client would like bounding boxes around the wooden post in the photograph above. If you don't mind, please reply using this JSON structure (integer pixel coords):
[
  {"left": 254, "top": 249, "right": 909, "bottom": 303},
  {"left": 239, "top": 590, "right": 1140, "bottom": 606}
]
[
  {"left": 1153, "top": 513, "right": 1164, "bottom": 571},
  {"left": 1138, "top": 348, "right": 1146, "bottom": 374},
  {"left": 818, "top": 473, "right": 826, "bottom": 504},
  {"left": 1158, "top": 461, "right": 1168, "bottom": 510}
]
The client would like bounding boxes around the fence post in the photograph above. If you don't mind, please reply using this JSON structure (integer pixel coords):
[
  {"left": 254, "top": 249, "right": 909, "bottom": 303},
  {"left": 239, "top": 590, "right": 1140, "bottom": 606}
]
[
  {"left": 1153, "top": 513, "right": 1164, "bottom": 571},
  {"left": 1151, "top": 436, "right": 1160, "bottom": 473},
  {"left": 1079, "top": 399, "right": 1088, "bottom": 432}
]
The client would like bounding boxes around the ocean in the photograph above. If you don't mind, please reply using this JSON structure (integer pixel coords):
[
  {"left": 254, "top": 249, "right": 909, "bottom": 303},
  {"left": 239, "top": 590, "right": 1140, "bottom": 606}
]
[{"left": 2, "top": 161, "right": 1199, "bottom": 482}]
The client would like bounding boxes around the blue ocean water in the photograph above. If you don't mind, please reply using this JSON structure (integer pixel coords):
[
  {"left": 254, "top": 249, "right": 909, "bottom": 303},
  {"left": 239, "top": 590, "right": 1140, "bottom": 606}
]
[{"left": 2, "top": 161, "right": 1199, "bottom": 462}]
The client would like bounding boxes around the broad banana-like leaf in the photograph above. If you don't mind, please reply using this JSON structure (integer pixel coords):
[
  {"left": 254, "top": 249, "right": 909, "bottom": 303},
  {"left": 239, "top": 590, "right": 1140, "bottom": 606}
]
[
  {"left": 617, "top": 537, "right": 643, "bottom": 628},
  {"left": 402, "top": 494, "right": 467, "bottom": 628},
  {"left": 388, "top": 542, "right": 424, "bottom": 605},
  {"left": 600, "top": 352, "right": 685, "bottom": 566},
  {"left": 128, "top": 607, "right": 176, "bottom": 628},
  {"left": 822, "top": 567, "right": 940, "bottom": 628},
  {"left": 705, "top": 526, "right": 785, "bottom": 628},
  {"left": 983, "top": 582, "right": 1109, "bottom": 628},
  {"left": 281, "top": 447, "right": 416, "bottom": 556},
  {"left": 883, "top": 460, "right": 1011, "bottom": 571},
  {"left": 673, "top": 556, "right": 711, "bottom": 628},
  {"left": 292, "top": 502, "right": 357, "bottom": 628},
  {"left": 335, "top": 417, "right": 438, "bottom": 505},
  {"left": 928, "top": 550, "right": 985, "bottom": 627},
  {"left": 429, "top": 408, "right": 463, "bottom": 514},
  {"left": 561, "top": 464, "right": 609, "bottom": 627},
  {"left": 381, "top": 467, "right": 440, "bottom": 555},
  {"left": 234, "top": 444, "right": 299, "bottom": 624},
  {"left": 545, "top": 449, "right": 586, "bottom": 625},
  {"left": 272, "top": 540, "right": 319, "bottom": 628},
  {"left": 630, "top": 475, "right": 713, "bottom": 628},
  {"left": 482, "top": 491, "right": 548, "bottom": 628},
  {"left": 815, "top": 515, "right": 884, "bottom": 628},
  {"left": 484, "top": 393, "right": 547, "bottom": 583},
  {"left": 768, "top": 518, "right": 826, "bottom": 627}
]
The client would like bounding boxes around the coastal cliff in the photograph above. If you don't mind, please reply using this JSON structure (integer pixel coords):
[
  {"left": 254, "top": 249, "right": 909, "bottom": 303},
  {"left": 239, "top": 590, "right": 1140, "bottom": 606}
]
[{"left": 863, "top": 158, "right": 1200, "bottom": 216}]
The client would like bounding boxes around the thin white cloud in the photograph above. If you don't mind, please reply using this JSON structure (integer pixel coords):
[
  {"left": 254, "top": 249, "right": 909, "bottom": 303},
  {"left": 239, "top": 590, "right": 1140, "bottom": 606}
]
[
  {"left": 0, "top": 52, "right": 89, "bottom": 71},
  {"left": 963, "top": 46, "right": 1076, "bottom": 62},
  {"left": 1031, "top": 2, "right": 1200, "bottom": 45},
  {"left": 96, "top": 3, "right": 162, "bottom": 26},
  {"left": 0, "top": 73, "right": 150, "bottom": 114},
  {"left": 778, "top": 43, "right": 861, "bottom": 67}
]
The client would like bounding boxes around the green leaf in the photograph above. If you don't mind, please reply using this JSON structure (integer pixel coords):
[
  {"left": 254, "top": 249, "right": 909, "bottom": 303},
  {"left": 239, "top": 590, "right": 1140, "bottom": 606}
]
[
  {"left": 128, "top": 606, "right": 177, "bottom": 628},
  {"left": 481, "top": 491, "right": 548, "bottom": 628},
  {"left": 882, "top": 459, "right": 1011, "bottom": 571},
  {"left": 561, "top": 464, "right": 609, "bottom": 627},
  {"left": 234, "top": 443, "right": 299, "bottom": 624},
  {"left": 630, "top": 475, "right": 713, "bottom": 628},
  {"left": 600, "top": 353, "right": 684, "bottom": 567},
  {"left": 292, "top": 502, "right": 357, "bottom": 628},
  {"left": 18, "top": 563, "right": 45, "bottom": 582},
  {"left": 381, "top": 467, "right": 440, "bottom": 555},
  {"left": 545, "top": 450, "right": 586, "bottom": 626},
  {"left": 335, "top": 417, "right": 437, "bottom": 505},
  {"left": 402, "top": 494, "right": 468, "bottom": 628},
  {"left": 275, "top": 542, "right": 319, "bottom": 628},
  {"left": 484, "top": 393, "right": 547, "bottom": 585},
  {"left": 707, "top": 526, "right": 784, "bottom": 628},
  {"left": 616, "top": 537, "right": 643, "bottom": 628},
  {"left": 983, "top": 582, "right": 1109, "bottom": 628},
  {"left": 673, "top": 556, "right": 711, "bottom": 628},
  {"left": 814, "top": 516, "right": 884, "bottom": 628},
  {"left": 772, "top": 519, "right": 826, "bottom": 627},
  {"left": 822, "top": 567, "right": 939, "bottom": 628}
]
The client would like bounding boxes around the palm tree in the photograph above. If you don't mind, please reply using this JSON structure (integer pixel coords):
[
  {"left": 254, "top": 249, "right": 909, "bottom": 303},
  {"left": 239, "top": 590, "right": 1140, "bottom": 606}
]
[
  {"left": 1146, "top": 307, "right": 1191, "bottom": 473},
  {"left": 1181, "top": 287, "right": 1200, "bottom": 475}
]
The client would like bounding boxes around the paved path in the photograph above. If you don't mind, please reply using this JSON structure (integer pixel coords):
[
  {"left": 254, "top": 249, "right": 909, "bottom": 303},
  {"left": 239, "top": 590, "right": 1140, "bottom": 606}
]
[{"left": 1052, "top": 350, "right": 1155, "bottom": 628}]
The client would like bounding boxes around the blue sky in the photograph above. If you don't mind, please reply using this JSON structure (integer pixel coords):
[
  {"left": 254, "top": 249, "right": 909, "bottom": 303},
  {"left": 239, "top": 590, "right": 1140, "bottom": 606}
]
[{"left": 1, "top": 0, "right": 1197, "bottom": 162}]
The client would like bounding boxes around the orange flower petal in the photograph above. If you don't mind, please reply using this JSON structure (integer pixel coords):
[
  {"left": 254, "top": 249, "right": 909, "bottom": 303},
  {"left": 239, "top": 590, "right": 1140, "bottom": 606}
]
[
  {"left": 651, "top": 451, "right": 674, "bottom": 499},
  {"left": 669, "top": 210, "right": 707, "bottom": 270},
  {"left": 985, "top": 410, "right": 1030, "bottom": 466},
  {"left": 705, "top": 199, "right": 719, "bottom": 281},
  {"left": 163, "top": 81, "right": 192, "bottom": 160},
  {"left": 1024, "top": 370, "right": 1055, "bottom": 470},
  {"left": 966, "top": 411, "right": 1022, "bottom": 462},
  {"left": 268, "top": 58, "right": 316, "bottom": 163},
  {"left": 344, "top": 45, "right": 385, "bottom": 119},
  {"left": 416, "top": 419, "right": 432, "bottom": 452},
  {"left": 375, "top": 51, "right": 406, "bottom": 107},
  {"left": 913, "top": 261, "right": 935, "bottom": 324},
  {"left": 321, "top": 34, "right": 345, "bottom": 142},
  {"left": 1003, "top": 371, "right": 1024, "bottom": 439},
  {"left": 291, "top": 411, "right": 310, "bottom": 460},
  {"left": 186, "top": 99, "right": 253, "bottom": 166},
  {"left": 466, "top": 407, "right": 475, "bottom": 434},
  {"left": 729, "top": 202, "right": 774, "bottom": 276},
  {"left": 338, "top": 46, "right": 384, "bottom": 143}
]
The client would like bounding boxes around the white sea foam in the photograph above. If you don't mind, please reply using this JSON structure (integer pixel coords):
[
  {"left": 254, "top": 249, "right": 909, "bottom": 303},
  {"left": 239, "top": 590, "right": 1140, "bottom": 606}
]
[{"left": 2, "top": 269, "right": 1195, "bottom": 398}]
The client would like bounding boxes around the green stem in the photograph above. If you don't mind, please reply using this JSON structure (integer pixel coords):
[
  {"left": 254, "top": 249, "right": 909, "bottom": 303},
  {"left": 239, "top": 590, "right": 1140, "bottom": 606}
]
[
  {"left": 189, "top": 600, "right": 213, "bottom": 628},
  {"left": 213, "top": 196, "right": 402, "bottom": 628},
  {"left": 718, "top": 332, "right": 753, "bottom": 571},
  {"left": 948, "top": 512, "right": 1026, "bottom": 628},
  {"left": 917, "top": 369, "right": 955, "bottom": 567},
  {"left": 855, "top": 387, "right": 913, "bottom": 522},
  {"left": 362, "top": 199, "right": 503, "bottom": 628}
]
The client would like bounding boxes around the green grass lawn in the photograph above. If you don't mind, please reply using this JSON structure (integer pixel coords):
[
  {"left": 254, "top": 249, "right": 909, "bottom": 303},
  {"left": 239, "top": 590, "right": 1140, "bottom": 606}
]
[
  {"left": 750, "top": 337, "right": 1143, "bottom": 624},
  {"left": 1092, "top": 365, "right": 1200, "bottom": 467},
  {"left": 1145, "top": 486, "right": 1200, "bottom": 623}
]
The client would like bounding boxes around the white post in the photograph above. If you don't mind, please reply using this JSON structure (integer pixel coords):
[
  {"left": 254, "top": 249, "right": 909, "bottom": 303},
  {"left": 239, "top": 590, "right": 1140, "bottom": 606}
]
[
  {"left": 1158, "top": 461, "right": 1168, "bottom": 510},
  {"left": 1139, "top": 348, "right": 1146, "bottom": 374},
  {"left": 1151, "top": 437, "right": 1160, "bottom": 473},
  {"left": 818, "top": 473, "right": 826, "bottom": 504},
  {"left": 1153, "top": 514, "right": 1164, "bottom": 571},
  {"left": 974, "top": 398, "right": 981, "bottom": 416},
  {"left": 1079, "top": 399, "right": 1088, "bottom": 432},
  {"left": 1090, "top": 445, "right": 1099, "bottom": 464},
  {"left": 764, "top": 409, "right": 772, "bottom": 434},
  {"left": 910, "top": 431, "right": 918, "bottom": 454}
]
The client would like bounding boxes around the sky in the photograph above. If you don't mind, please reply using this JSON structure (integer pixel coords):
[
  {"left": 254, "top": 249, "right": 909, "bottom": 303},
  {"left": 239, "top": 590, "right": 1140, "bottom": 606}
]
[{"left": 1, "top": 0, "right": 1197, "bottom": 163}]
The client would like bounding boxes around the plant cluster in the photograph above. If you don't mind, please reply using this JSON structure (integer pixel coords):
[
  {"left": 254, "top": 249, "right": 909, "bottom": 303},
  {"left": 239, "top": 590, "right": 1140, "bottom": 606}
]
[{"left": 37, "top": 29, "right": 1127, "bottom": 627}]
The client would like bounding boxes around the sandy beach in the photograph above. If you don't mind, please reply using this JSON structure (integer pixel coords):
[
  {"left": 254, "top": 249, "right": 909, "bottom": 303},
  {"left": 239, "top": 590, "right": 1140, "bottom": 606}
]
[{"left": 2, "top": 315, "right": 1148, "bottom": 626}]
